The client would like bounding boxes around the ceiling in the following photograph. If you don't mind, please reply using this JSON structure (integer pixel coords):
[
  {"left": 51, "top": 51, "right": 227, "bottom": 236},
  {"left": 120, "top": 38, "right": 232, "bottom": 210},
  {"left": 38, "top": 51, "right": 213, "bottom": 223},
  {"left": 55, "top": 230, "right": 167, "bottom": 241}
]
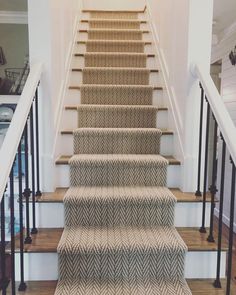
[
  {"left": 0, "top": 0, "right": 27, "bottom": 11},
  {"left": 213, "top": 0, "right": 236, "bottom": 34}
]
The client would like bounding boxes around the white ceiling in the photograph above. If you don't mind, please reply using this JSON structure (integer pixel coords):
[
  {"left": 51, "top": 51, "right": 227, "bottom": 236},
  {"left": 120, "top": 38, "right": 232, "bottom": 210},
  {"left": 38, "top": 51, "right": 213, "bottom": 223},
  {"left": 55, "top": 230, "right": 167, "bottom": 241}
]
[{"left": 213, "top": 0, "right": 236, "bottom": 34}]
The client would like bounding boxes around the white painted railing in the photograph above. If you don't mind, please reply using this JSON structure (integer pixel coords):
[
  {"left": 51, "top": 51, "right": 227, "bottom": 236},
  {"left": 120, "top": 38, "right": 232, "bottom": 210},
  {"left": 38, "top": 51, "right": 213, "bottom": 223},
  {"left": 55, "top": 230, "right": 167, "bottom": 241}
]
[
  {"left": 194, "top": 63, "right": 236, "bottom": 165},
  {"left": 0, "top": 62, "right": 43, "bottom": 200}
]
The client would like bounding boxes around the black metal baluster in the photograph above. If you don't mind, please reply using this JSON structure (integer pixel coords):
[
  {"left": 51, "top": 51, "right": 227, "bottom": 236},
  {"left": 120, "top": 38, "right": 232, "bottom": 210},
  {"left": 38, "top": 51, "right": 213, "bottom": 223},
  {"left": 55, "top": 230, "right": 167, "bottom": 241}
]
[
  {"left": 17, "top": 141, "right": 27, "bottom": 291},
  {"left": 35, "top": 89, "right": 42, "bottom": 197},
  {"left": 30, "top": 106, "right": 38, "bottom": 234},
  {"left": 200, "top": 100, "right": 210, "bottom": 233},
  {"left": 23, "top": 123, "right": 32, "bottom": 244},
  {"left": 226, "top": 160, "right": 236, "bottom": 295},
  {"left": 214, "top": 136, "right": 226, "bottom": 288},
  {"left": 10, "top": 165, "right": 15, "bottom": 295},
  {"left": 196, "top": 83, "right": 204, "bottom": 197},
  {"left": 207, "top": 118, "right": 218, "bottom": 242},
  {"left": 0, "top": 192, "right": 7, "bottom": 295}
]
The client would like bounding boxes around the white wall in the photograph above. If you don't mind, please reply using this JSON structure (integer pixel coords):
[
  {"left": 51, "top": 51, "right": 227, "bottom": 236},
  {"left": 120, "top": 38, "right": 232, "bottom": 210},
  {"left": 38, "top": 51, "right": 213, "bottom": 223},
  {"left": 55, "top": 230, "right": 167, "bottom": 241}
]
[
  {"left": 147, "top": 0, "right": 214, "bottom": 191},
  {"left": 212, "top": 30, "right": 236, "bottom": 231},
  {"left": 82, "top": 0, "right": 145, "bottom": 11},
  {"left": 28, "top": 0, "right": 82, "bottom": 191}
]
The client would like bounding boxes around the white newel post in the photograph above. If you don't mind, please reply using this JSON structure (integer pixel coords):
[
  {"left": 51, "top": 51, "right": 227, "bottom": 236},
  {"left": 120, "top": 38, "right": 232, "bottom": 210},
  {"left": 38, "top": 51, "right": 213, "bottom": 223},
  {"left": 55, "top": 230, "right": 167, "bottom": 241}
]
[{"left": 183, "top": 0, "right": 214, "bottom": 191}]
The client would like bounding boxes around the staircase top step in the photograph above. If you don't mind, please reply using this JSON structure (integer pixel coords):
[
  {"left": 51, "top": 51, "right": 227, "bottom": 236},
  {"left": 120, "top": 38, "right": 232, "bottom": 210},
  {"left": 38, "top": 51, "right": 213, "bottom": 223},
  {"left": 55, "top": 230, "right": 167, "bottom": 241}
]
[
  {"left": 82, "top": 8, "right": 146, "bottom": 13},
  {"left": 38, "top": 188, "right": 212, "bottom": 204},
  {"left": 55, "top": 155, "right": 180, "bottom": 166},
  {"left": 11, "top": 227, "right": 228, "bottom": 254}
]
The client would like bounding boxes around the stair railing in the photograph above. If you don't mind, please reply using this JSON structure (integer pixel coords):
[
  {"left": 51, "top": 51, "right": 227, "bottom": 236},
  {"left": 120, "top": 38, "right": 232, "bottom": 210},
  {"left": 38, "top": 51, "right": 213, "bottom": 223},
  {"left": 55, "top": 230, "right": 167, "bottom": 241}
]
[
  {"left": 0, "top": 63, "right": 43, "bottom": 294},
  {"left": 193, "top": 63, "right": 236, "bottom": 294}
]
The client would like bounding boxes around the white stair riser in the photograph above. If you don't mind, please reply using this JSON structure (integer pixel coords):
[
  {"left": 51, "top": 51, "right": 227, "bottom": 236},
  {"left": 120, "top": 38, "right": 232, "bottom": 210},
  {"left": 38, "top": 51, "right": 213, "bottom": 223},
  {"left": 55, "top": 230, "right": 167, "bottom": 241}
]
[
  {"left": 69, "top": 71, "right": 163, "bottom": 86},
  {"left": 30, "top": 202, "right": 210, "bottom": 228},
  {"left": 30, "top": 202, "right": 211, "bottom": 228},
  {"left": 59, "top": 133, "right": 173, "bottom": 156},
  {"left": 66, "top": 89, "right": 164, "bottom": 108},
  {"left": 55, "top": 164, "right": 180, "bottom": 188},
  {"left": 15, "top": 251, "right": 226, "bottom": 281},
  {"left": 62, "top": 109, "right": 168, "bottom": 130}
]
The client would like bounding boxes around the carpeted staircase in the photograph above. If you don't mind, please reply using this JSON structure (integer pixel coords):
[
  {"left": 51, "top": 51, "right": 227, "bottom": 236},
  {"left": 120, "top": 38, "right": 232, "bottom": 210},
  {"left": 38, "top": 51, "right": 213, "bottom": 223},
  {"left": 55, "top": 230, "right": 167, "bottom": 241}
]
[{"left": 55, "top": 9, "right": 192, "bottom": 295}]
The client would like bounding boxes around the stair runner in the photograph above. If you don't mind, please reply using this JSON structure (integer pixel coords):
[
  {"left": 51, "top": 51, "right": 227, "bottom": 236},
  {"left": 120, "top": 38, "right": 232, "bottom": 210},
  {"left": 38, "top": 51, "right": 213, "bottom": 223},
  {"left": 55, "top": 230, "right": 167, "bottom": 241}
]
[{"left": 55, "top": 9, "right": 192, "bottom": 295}]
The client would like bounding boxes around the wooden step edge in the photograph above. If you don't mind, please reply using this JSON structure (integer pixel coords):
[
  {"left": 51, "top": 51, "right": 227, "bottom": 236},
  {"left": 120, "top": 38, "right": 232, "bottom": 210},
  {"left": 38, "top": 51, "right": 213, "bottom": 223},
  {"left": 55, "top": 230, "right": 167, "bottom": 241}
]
[
  {"left": 37, "top": 188, "right": 213, "bottom": 204},
  {"left": 69, "top": 85, "right": 163, "bottom": 90},
  {"left": 10, "top": 227, "right": 229, "bottom": 254},
  {"left": 55, "top": 154, "right": 179, "bottom": 165},
  {"left": 77, "top": 40, "right": 152, "bottom": 45},
  {"left": 65, "top": 105, "right": 167, "bottom": 110},
  {"left": 74, "top": 53, "right": 155, "bottom": 57},
  {"left": 81, "top": 19, "right": 147, "bottom": 24},
  {"left": 10, "top": 279, "right": 236, "bottom": 294},
  {"left": 78, "top": 29, "right": 150, "bottom": 33},
  {"left": 71, "top": 68, "right": 159, "bottom": 72},
  {"left": 82, "top": 6, "right": 147, "bottom": 13},
  {"left": 60, "top": 128, "right": 172, "bottom": 136}
]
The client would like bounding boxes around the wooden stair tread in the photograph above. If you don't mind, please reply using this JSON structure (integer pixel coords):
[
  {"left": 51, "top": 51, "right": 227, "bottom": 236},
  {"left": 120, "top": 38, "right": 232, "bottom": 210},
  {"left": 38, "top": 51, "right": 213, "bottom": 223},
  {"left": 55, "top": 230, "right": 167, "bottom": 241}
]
[
  {"left": 74, "top": 52, "right": 155, "bottom": 57},
  {"left": 81, "top": 19, "right": 148, "bottom": 24},
  {"left": 79, "top": 29, "right": 150, "bottom": 33},
  {"left": 72, "top": 68, "right": 159, "bottom": 72},
  {"left": 9, "top": 279, "right": 236, "bottom": 295},
  {"left": 82, "top": 7, "right": 147, "bottom": 13},
  {"left": 37, "top": 188, "right": 212, "bottom": 203},
  {"left": 69, "top": 85, "right": 163, "bottom": 90},
  {"left": 77, "top": 40, "right": 152, "bottom": 45},
  {"left": 55, "top": 154, "right": 180, "bottom": 165},
  {"left": 60, "top": 128, "right": 173, "bottom": 136},
  {"left": 10, "top": 227, "right": 228, "bottom": 253},
  {"left": 65, "top": 105, "right": 167, "bottom": 110}
]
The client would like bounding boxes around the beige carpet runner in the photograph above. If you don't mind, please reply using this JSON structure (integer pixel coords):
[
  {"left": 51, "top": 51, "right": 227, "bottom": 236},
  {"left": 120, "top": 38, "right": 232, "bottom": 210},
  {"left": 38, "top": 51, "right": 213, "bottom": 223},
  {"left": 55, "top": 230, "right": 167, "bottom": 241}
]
[{"left": 55, "top": 9, "right": 192, "bottom": 295}]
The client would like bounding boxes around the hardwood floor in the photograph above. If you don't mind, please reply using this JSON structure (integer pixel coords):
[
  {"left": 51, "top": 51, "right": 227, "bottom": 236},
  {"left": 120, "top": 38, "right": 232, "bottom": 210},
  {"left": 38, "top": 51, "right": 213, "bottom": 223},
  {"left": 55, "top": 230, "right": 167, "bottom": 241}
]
[{"left": 6, "top": 279, "right": 236, "bottom": 295}]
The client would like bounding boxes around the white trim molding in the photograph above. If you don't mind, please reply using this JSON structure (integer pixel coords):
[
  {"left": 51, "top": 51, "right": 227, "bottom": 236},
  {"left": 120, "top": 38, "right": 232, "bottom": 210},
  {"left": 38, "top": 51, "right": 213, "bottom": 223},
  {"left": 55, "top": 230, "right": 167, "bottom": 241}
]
[{"left": 0, "top": 11, "right": 28, "bottom": 24}]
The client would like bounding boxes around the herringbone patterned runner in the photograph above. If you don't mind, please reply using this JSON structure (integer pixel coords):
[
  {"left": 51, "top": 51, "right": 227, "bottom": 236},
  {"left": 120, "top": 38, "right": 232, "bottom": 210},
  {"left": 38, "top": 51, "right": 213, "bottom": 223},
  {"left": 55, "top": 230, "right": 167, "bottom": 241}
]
[
  {"left": 80, "top": 85, "right": 153, "bottom": 105},
  {"left": 84, "top": 53, "right": 147, "bottom": 67},
  {"left": 55, "top": 7, "right": 191, "bottom": 295},
  {"left": 77, "top": 105, "right": 157, "bottom": 128},
  {"left": 73, "top": 128, "right": 162, "bottom": 154},
  {"left": 88, "top": 19, "right": 141, "bottom": 29},
  {"left": 85, "top": 40, "right": 146, "bottom": 52},
  {"left": 82, "top": 68, "right": 150, "bottom": 85},
  {"left": 89, "top": 11, "right": 138, "bottom": 19}
]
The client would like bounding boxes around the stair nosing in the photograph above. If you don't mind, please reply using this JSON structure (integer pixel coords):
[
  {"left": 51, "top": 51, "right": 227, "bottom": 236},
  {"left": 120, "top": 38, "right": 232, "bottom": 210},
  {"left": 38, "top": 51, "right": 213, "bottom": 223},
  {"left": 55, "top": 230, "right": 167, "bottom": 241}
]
[
  {"left": 60, "top": 128, "right": 173, "bottom": 136},
  {"left": 69, "top": 85, "right": 163, "bottom": 90},
  {"left": 55, "top": 154, "right": 180, "bottom": 166},
  {"left": 10, "top": 227, "right": 228, "bottom": 253}
]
